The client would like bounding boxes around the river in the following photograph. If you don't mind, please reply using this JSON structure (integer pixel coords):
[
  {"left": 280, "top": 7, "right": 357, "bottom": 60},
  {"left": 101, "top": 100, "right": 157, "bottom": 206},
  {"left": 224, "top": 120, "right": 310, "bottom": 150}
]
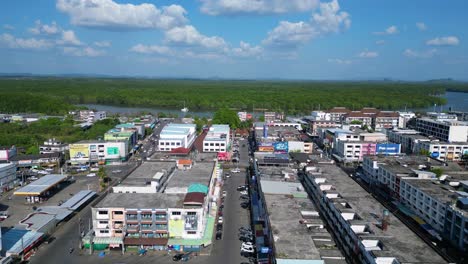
[{"left": 79, "top": 91, "right": 468, "bottom": 117}]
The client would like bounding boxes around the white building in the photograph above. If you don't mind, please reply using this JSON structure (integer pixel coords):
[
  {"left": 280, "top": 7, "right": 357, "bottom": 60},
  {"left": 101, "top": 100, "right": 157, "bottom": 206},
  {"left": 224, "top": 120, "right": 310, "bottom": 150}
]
[
  {"left": 398, "top": 111, "right": 416, "bottom": 128},
  {"left": 203, "top": 125, "right": 230, "bottom": 153},
  {"left": 39, "top": 139, "right": 68, "bottom": 155},
  {"left": 310, "top": 111, "right": 331, "bottom": 121},
  {"left": 0, "top": 163, "right": 16, "bottom": 193},
  {"left": 269, "top": 122, "right": 302, "bottom": 130},
  {"left": 426, "top": 112, "right": 458, "bottom": 122},
  {"left": 0, "top": 146, "right": 16, "bottom": 162},
  {"left": 444, "top": 195, "right": 468, "bottom": 252},
  {"left": 158, "top": 124, "right": 196, "bottom": 152},
  {"left": 414, "top": 141, "right": 468, "bottom": 161},
  {"left": 79, "top": 110, "right": 107, "bottom": 123},
  {"left": 414, "top": 118, "right": 468, "bottom": 142},
  {"left": 386, "top": 129, "right": 431, "bottom": 154}
]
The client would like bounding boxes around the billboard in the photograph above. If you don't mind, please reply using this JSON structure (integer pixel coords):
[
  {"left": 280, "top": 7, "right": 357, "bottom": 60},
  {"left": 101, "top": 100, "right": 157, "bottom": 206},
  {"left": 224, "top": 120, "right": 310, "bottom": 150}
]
[
  {"left": 70, "top": 144, "right": 89, "bottom": 160},
  {"left": 376, "top": 143, "right": 401, "bottom": 155},
  {"left": 107, "top": 147, "right": 119, "bottom": 155},
  {"left": 273, "top": 142, "right": 289, "bottom": 153}
]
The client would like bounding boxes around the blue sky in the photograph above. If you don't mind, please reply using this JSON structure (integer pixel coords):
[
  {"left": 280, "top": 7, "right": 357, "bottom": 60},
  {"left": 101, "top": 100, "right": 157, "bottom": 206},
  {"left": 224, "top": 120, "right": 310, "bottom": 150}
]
[{"left": 0, "top": 0, "right": 467, "bottom": 80}]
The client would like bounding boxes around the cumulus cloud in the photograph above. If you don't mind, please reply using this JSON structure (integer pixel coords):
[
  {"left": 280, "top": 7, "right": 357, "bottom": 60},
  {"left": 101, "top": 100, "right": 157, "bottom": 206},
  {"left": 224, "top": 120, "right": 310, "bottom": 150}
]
[
  {"left": 426, "top": 36, "right": 459, "bottom": 46},
  {"left": 231, "top": 41, "right": 263, "bottom": 57},
  {"left": 57, "top": 30, "right": 82, "bottom": 46},
  {"left": 3, "top": 24, "right": 14, "bottom": 30},
  {"left": 0, "top": 33, "right": 52, "bottom": 50},
  {"left": 199, "top": 0, "right": 318, "bottom": 15},
  {"left": 262, "top": 21, "right": 317, "bottom": 48},
  {"left": 328, "top": 58, "right": 351, "bottom": 64},
  {"left": 94, "top": 41, "right": 111, "bottom": 48},
  {"left": 416, "top": 22, "right": 427, "bottom": 31},
  {"left": 403, "top": 48, "right": 436, "bottom": 58},
  {"left": 56, "top": 0, "right": 187, "bottom": 31},
  {"left": 358, "top": 50, "right": 378, "bottom": 58},
  {"left": 130, "top": 44, "right": 173, "bottom": 55},
  {"left": 311, "top": 0, "right": 350, "bottom": 33},
  {"left": 373, "top": 25, "right": 398, "bottom": 35},
  {"left": 262, "top": 0, "right": 350, "bottom": 49},
  {"left": 164, "top": 25, "right": 227, "bottom": 49},
  {"left": 29, "top": 20, "right": 61, "bottom": 35},
  {"left": 63, "top": 46, "right": 105, "bottom": 57}
]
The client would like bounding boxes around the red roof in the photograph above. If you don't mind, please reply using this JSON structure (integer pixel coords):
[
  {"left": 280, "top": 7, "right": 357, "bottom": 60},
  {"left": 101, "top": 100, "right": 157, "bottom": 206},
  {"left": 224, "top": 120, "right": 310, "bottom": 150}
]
[
  {"left": 345, "top": 111, "right": 372, "bottom": 118},
  {"left": 177, "top": 159, "right": 192, "bottom": 165},
  {"left": 183, "top": 192, "right": 205, "bottom": 205},
  {"left": 170, "top": 147, "right": 191, "bottom": 155},
  {"left": 193, "top": 131, "right": 207, "bottom": 153},
  {"left": 375, "top": 111, "right": 399, "bottom": 118}
]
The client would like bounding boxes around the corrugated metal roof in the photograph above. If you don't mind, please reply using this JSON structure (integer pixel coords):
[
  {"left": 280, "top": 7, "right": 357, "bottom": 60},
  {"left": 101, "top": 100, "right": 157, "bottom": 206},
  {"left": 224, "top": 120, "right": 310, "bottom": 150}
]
[
  {"left": 13, "top": 174, "right": 67, "bottom": 196},
  {"left": 60, "top": 190, "right": 96, "bottom": 210},
  {"left": 2, "top": 229, "right": 44, "bottom": 255}
]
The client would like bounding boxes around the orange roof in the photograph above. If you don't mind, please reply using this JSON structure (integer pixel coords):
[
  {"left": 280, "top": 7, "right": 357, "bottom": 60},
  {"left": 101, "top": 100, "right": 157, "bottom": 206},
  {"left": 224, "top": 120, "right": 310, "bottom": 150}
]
[{"left": 178, "top": 159, "right": 192, "bottom": 165}]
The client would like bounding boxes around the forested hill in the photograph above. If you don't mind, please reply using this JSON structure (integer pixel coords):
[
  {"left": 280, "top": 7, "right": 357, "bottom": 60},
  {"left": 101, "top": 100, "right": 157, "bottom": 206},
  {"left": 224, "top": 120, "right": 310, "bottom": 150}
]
[{"left": 0, "top": 78, "right": 467, "bottom": 115}]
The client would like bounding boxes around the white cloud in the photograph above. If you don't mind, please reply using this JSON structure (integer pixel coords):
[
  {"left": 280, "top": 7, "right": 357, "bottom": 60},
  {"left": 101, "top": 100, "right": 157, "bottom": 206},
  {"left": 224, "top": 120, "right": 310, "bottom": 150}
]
[
  {"left": 231, "top": 41, "right": 263, "bottom": 57},
  {"left": 328, "top": 58, "right": 351, "bottom": 64},
  {"left": 199, "top": 0, "right": 318, "bottom": 15},
  {"left": 416, "top": 22, "right": 427, "bottom": 31},
  {"left": 311, "top": 0, "right": 350, "bottom": 33},
  {"left": 57, "top": 30, "right": 82, "bottom": 46},
  {"left": 262, "top": 0, "right": 351, "bottom": 49},
  {"left": 403, "top": 48, "right": 436, "bottom": 58},
  {"left": 358, "top": 50, "right": 378, "bottom": 58},
  {"left": 164, "top": 25, "right": 227, "bottom": 49},
  {"left": 262, "top": 21, "right": 317, "bottom": 48},
  {"left": 29, "top": 20, "right": 61, "bottom": 35},
  {"left": 376, "top": 40, "right": 385, "bottom": 45},
  {"left": 94, "top": 41, "right": 111, "bottom": 48},
  {"left": 130, "top": 44, "right": 173, "bottom": 55},
  {"left": 374, "top": 25, "right": 398, "bottom": 35},
  {"left": 426, "top": 36, "right": 459, "bottom": 46},
  {"left": 56, "top": 0, "right": 187, "bottom": 31},
  {"left": 3, "top": 24, "right": 14, "bottom": 30},
  {"left": 63, "top": 46, "right": 105, "bottom": 57},
  {"left": 0, "top": 33, "right": 52, "bottom": 50}
]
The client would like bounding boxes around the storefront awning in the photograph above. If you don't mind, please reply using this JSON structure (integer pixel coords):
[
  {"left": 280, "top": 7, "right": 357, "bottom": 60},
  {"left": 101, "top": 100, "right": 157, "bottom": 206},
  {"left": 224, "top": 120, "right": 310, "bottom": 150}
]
[
  {"left": 92, "top": 236, "right": 124, "bottom": 245},
  {"left": 124, "top": 237, "right": 168, "bottom": 246}
]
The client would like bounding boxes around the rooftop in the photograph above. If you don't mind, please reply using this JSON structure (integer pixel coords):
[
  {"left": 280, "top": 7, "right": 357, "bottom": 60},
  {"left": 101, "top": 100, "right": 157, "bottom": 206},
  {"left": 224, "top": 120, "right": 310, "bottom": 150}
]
[
  {"left": 164, "top": 161, "right": 215, "bottom": 193},
  {"left": 160, "top": 123, "right": 196, "bottom": 135},
  {"left": 96, "top": 193, "right": 185, "bottom": 209},
  {"left": 306, "top": 164, "right": 447, "bottom": 263},
  {"left": 14, "top": 174, "right": 68, "bottom": 196},
  {"left": 402, "top": 178, "right": 463, "bottom": 203}
]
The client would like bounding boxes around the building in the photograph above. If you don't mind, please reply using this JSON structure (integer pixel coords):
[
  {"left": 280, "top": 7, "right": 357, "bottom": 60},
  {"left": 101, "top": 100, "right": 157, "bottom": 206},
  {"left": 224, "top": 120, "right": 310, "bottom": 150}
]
[
  {"left": 9, "top": 153, "right": 62, "bottom": 168},
  {"left": 258, "top": 167, "right": 345, "bottom": 263},
  {"left": 414, "top": 141, "right": 468, "bottom": 162},
  {"left": 79, "top": 110, "right": 107, "bottom": 123},
  {"left": 343, "top": 111, "right": 373, "bottom": 127},
  {"left": 89, "top": 161, "right": 219, "bottom": 252},
  {"left": 0, "top": 163, "right": 16, "bottom": 193},
  {"left": 13, "top": 174, "right": 68, "bottom": 203},
  {"left": 158, "top": 124, "right": 196, "bottom": 152},
  {"left": 426, "top": 112, "right": 458, "bottom": 122},
  {"left": 414, "top": 118, "right": 468, "bottom": 142},
  {"left": 386, "top": 129, "right": 430, "bottom": 154},
  {"left": 115, "top": 123, "right": 145, "bottom": 138},
  {"left": 300, "top": 164, "right": 447, "bottom": 264},
  {"left": 373, "top": 111, "right": 400, "bottom": 131},
  {"left": 398, "top": 111, "right": 416, "bottom": 128},
  {"left": 327, "top": 107, "right": 350, "bottom": 122},
  {"left": 0, "top": 146, "right": 17, "bottom": 163},
  {"left": 445, "top": 196, "right": 468, "bottom": 252},
  {"left": 69, "top": 140, "right": 128, "bottom": 165},
  {"left": 202, "top": 125, "right": 230, "bottom": 153},
  {"left": 104, "top": 128, "right": 138, "bottom": 150},
  {"left": 39, "top": 138, "right": 68, "bottom": 155}
]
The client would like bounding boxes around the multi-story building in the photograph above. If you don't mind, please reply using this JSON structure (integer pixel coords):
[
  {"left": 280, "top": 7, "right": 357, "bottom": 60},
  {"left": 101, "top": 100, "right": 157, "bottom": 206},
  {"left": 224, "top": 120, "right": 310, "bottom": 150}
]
[
  {"left": 69, "top": 140, "right": 128, "bottom": 165},
  {"left": 373, "top": 111, "right": 400, "bottom": 131},
  {"left": 327, "top": 107, "right": 349, "bottom": 122},
  {"left": 79, "top": 110, "right": 107, "bottom": 123},
  {"left": 90, "top": 161, "right": 219, "bottom": 252},
  {"left": 414, "top": 141, "right": 468, "bottom": 161},
  {"left": 158, "top": 124, "right": 196, "bottom": 152},
  {"left": 398, "top": 111, "right": 416, "bottom": 128},
  {"left": 203, "top": 125, "right": 230, "bottom": 153},
  {"left": 386, "top": 129, "right": 431, "bottom": 154},
  {"left": 444, "top": 196, "right": 468, "bottom": 252},
  {"left": 343, "top": 112, "right": 373, "bottom": 127},
  {"left": 300, "top": 164, "right": 447, "bottom": 264},
  {"left": 0, "top": 146, "right": 17, "bottom": 163},
  {"left": 105, "top": 128, "right": 138, "bottom": 149},
  {"left": 39, "top": 138, "right": 68, "bottom": 155},
  {"left": 426, "top": 112, "right": 458, "bottom": 122},
  {"left": 414, "top": 118, "right": 468, "bottom": 142},
  {"left": 0, "top": 163, "right": 16, "bottom": 193}
]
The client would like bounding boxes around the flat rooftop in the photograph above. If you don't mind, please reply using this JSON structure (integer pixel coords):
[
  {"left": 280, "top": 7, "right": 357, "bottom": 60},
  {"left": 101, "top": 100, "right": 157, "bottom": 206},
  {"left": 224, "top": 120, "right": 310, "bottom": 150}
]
[
  {"left": 164, "top": 161, "right": 215, "bottom": 192},
  {"left": 402, "top": 178, "right": 459, "bottom": 203},
  {"left": 121, "top": 161, "right": 175, "bottom": 186},
  {"left": 307, "top": 164, "right": 447, "bottom": 263},
  {"left": 265, "top": 193, "right": 341, "bottom": 261},
  {"left": 14, "top": 174, "right": 67, "bottom": 196},
  {"left": 96, "top": 193, "right": 185, "bottom": 209},
  {"left": 365, "top": 155, "right": 445, "bottom": 168}
]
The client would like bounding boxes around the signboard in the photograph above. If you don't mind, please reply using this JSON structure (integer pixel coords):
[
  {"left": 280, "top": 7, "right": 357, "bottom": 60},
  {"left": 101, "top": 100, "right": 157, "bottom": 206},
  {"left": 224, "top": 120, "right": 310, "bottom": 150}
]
[
  {"left": 376, "top": 143, "right": 400, "bottom": 155},
  {"left": 431, "top": 152, "right": 440, "bottom": 158},
  {"left": 70, "top": 144, "right": 89, "bottom": 159},
  {"left": 0, "top": 150, "right": 7, "bottom": 160},
  {"left": 259, "top": 146, "right": 274, "bottom": 152},
  {"left": 107, "top": 147, "right": 119, "bottom": 155},
  {"left": 273, "top": 141, "right": 289, "bottom": 153}
]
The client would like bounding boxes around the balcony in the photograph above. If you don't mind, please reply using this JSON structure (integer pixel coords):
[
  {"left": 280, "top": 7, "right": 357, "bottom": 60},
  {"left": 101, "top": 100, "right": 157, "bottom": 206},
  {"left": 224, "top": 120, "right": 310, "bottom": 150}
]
[
  {"left": 126, "top": 225, "right": 139, "bottom": 232},
  {"left": 112, "top": 212, "right": 125, "bottom": 220},
  {"left": 126, "top": 214, "right": 138, "bottom": 221}
]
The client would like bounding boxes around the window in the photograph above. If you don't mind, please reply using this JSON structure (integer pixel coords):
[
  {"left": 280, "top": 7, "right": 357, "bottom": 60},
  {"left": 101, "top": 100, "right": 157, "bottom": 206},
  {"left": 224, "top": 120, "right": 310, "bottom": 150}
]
[
  {"left": 210, "top": 143, "right": 214, "bottom": 146},
  {"left": 115, "top": 230, "right": 122, "bottom": 234},
  {"left": 172, "top": 211, "right": 181, "bottom": 216},
  {"left": 171, "top": 142, "right": 175, "bottom": 146},
  {"left": 221, "top": 143, "right": 225, "bottom": 146},
  {"left": 204, "top": 143, "right": 209, "bottom": 146},
  {"left": 99, "top": 221, "right": 108, "bottom": 224},
  {"left": 215, "top": 143, "right": 219, "bottom": 146},
  {"left": 187, "top": 231, "right": 197, "bottom": 234},
  {"left": 187, "top": 212, "right": 197, "bottom": 215},
  {"left": 100, "top": 230, "right": 109, "bottom": 234},
  {"left": 114, "top": 211, "right": 123, "bottom": 215},
  {"left": 98, "top": 211, "right": 108, "bottom": 215}
]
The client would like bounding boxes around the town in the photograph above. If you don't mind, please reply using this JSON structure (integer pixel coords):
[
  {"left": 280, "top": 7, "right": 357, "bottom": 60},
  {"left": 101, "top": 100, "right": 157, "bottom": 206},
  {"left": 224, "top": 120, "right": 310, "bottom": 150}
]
[{"left": 0, "top": 106, "right": 466, "bottom": 264}]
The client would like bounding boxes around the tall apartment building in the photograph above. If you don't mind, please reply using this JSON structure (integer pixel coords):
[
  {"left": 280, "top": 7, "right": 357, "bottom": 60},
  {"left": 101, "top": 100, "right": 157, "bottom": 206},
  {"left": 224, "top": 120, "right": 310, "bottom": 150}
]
[{"left": 414, "top": 118, "right": 468, "bottom": 142}]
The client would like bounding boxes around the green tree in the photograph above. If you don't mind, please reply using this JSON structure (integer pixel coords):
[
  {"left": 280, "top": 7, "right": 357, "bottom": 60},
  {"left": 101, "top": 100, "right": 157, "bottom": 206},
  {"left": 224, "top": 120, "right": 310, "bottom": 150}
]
[
  {"left": 258, "top": 115, "right": 265, "bottom": 122},
  {"left": 430, "top": 168, "right": 444, "bottom": 178},
  {"left": 26, "top": 145, "right": 39, "bottom": 155},
  {"left": 212, "top": 107, "right": 240, "bottom": 129}
]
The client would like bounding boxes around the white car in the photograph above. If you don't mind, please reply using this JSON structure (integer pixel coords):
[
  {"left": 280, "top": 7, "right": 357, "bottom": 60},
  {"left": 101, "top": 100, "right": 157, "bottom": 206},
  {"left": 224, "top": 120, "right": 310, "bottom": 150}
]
[
  {"left": 37, "top": 170, "right": 49, "bottom": 175},
  {"left": 222, "top": 191, "right": 227, "bottom": 197},
  {"left": 241, "top": 245, "right": 254, "bottom": 253},
  {"left": 218, "top": 216, "right": 224, "bottom": 224},
  {"left": 86, "top": 173, "right": 96, "bottom": 177},
  {"left": 231, "top": 168, "right": 241, "bottom": 173},
  {"left": 242, "top": 242, "right": 253, "bottom": 247},
  {"left": 240, "top": 191, "right": 248, "bottom": 196}
]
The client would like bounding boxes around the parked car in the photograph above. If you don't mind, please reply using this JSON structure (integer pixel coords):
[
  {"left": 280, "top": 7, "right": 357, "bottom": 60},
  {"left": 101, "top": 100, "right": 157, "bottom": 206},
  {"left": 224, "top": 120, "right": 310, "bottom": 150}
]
[
  {"left": 172, "top": 253, "right": 184, "bottom": 261},
  {"left": 239, "top": 196, "right": 250, "bottom": 201},
  {"left": 241, "top": 202, "right": 250, "bottom": 209},
  {"left": 240, "top": 190, "right": 248, "bottom": 196},
  {"left": 216, "top": 231, "right": 222, "bottom": 240},
  {"left": 231, "top": 168, "right": 241, "bottom": 173},
  {"left": 216, "top": 224, "right": 223, "bottom": 231},
  {"left": 218, "top": 216, "right": 224, "bottom": 224},
  {"left": 239, "top": 227, "right": 252, "bottom": 232},
  {"left": 222, "top": 191, "right": 227, "bottom": 197},
  {"left": 241, "top": 251, "right": 255, "bottom": 258},
  {"left": 86, "top": 173, "right": 96, "bottom": 177},
  {"left": 241, "top": 245, "right": 255, "bottom": 253},
  {"left": 225, "top": 173, "right": 231, "bottom": 178},
  {"left": 237, "top": 185, "right": 247, "bottom": 191}
]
